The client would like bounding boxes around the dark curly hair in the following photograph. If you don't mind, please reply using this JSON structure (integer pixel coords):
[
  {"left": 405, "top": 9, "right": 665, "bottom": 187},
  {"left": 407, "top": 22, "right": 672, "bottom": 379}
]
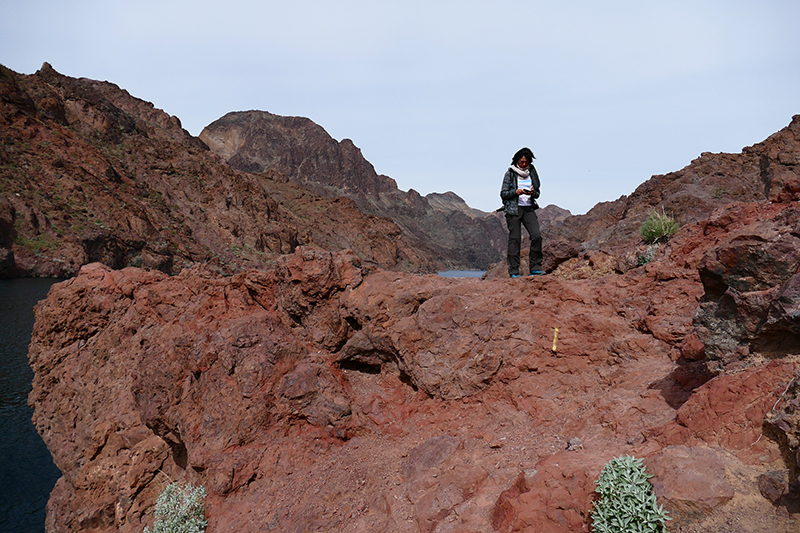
[{"left": 511, "top": 147, "right": 535, "bottom": 165}]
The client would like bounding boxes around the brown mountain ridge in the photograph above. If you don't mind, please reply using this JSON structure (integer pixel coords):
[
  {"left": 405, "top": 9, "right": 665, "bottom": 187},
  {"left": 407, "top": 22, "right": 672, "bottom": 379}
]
[
  {"left": 3, "top": 62, "right": 799, "bottom": 281},
  {"left": 199, "top": 110, "right": 508, "bottom": 269},
  {"left": 0, "top": 63, "right": 504, "bottom": 278}
]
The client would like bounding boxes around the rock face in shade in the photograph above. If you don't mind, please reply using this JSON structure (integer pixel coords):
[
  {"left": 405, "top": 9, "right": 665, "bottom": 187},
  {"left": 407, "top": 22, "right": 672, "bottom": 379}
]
[
  {"left": 0, "top": 63, "right": 457, "bottom": 277},
  {"left": 200, "top": 110, "right": 508, "bottom": 269},
  {"left": 29, "top": 171, "right": 800, "bottom": 531}
]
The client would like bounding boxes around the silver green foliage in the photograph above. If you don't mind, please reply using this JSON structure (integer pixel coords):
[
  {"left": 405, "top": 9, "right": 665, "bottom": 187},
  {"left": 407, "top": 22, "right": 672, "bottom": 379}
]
[
  {"left": 591, "top": 455, "right": 670, "bottom": 533},
  {"left": 639, "top": 210, "right": 679, "bottom": 244},
  {"left": 143, "top": 482, "right": 207, "bottom": 533},
  {"left": 637, "top": 244, "right": 659, "bottom": 266}
]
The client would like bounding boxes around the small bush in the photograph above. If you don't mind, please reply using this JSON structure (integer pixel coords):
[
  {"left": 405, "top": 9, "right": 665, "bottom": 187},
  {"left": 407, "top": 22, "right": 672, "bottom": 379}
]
[
  {"left": 637, "top": 244, "right": 659, "bottom": 266},
  {"left": 639, "top": 210, "right": 679, "bottom": 244},
  {"left": 144, "top": 482, "right": 207, "bottom": 533},
  {"left": 591, "top": 455, "right": 670, "bottom": 533}
]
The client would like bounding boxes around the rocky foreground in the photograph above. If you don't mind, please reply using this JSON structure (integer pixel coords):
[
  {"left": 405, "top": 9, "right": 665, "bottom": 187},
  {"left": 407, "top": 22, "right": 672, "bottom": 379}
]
[{"left": 29, "top": 173, "right": 800, "bottom": 531}]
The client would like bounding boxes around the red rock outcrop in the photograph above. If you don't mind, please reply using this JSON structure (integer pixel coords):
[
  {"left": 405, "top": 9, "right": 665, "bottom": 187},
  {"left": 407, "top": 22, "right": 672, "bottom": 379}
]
[
  {"left": 29, "top": 171, "right": 800, "bottom": 531},
  {"left": 548, "top": 115, "right": 800, "bottom": 251},
  {"left": 12, "top": 57, "right": 800, "bottom": 533}
]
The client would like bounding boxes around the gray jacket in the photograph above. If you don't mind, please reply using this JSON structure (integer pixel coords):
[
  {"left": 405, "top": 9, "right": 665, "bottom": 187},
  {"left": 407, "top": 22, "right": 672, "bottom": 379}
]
[{"left": 500, "top": 165, "right": 540, "bottom": 216}]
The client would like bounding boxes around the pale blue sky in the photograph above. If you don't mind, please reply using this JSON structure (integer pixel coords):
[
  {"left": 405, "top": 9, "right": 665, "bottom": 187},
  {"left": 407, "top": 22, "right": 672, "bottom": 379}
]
[{"left": 2, "top": 1, "right": 798, "bottom": 214}]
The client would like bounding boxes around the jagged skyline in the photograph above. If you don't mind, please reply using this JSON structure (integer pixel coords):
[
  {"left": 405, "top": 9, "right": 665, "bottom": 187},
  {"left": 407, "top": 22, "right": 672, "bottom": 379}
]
[{"left": 2, "top": 0, "right": 798, "bottom": 214}]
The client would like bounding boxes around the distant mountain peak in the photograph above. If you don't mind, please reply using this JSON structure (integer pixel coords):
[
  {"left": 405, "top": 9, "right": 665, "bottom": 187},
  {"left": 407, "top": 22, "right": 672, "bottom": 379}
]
[{"left": 200, "top": 110, "right": 508, "bottom": 269}]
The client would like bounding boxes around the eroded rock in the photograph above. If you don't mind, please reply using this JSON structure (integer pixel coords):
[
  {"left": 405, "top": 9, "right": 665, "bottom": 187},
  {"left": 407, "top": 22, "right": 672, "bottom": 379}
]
[{"left": 28, "top": 195, "right": 800, "bottom": 532}]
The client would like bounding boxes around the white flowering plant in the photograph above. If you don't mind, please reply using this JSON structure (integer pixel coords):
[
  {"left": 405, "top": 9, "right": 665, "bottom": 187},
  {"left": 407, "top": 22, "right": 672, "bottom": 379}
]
[
  {"left": 591, "top": 455, "right": 670, "bottom": 533},
  {"left": 143, "top": 482, "right": 207, "bottom": 533}
]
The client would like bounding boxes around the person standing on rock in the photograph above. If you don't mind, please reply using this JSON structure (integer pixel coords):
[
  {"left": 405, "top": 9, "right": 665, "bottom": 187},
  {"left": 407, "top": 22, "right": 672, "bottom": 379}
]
[{"left": 500, "top": 147, "right": 543, "bottom": 278}]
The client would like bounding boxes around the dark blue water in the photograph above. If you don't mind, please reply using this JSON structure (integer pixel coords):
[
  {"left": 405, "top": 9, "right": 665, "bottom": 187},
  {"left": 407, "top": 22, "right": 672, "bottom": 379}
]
[
  {"left": 438, "top": 270, "right": 486, "bottom": 278},
  {"left": 0, "top": 278, "right": 62, "bottom": 533}
]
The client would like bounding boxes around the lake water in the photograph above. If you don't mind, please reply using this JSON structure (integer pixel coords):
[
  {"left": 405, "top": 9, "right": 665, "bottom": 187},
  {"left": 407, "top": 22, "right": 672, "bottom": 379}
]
[
  {"left": 0, "top": 278, "right": 62, "bottom": 533},
  {"left": 438, "top": 270, "right": 486, "bottom": 278}
]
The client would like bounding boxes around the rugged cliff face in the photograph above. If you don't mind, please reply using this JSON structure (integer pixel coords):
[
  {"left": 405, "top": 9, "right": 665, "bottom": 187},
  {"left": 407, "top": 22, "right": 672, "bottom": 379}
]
[
  {"left": 0, "top": 63, "right": 442, "bottom": 277},
  {"left": 29, "top": 173, "right": 800, "bottom": 532},
  {"left": 549, "top": 115, "right": 800, "bottom": 250},
  {"left": 200, "top": 110, "right": 508, "bottom": 270}
]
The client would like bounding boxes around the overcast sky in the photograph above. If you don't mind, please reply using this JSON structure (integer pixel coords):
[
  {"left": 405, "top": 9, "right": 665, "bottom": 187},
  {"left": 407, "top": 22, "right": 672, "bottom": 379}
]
[{"left": 2, "top": 1, "right": 798, "bottom": 214}]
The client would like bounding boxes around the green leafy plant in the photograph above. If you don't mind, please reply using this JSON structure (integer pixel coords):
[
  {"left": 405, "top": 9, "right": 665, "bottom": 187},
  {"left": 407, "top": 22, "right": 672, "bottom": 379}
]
[
  {"left": 591, "top": 455, "right": 670, "bottom": 533},
  {"left": 143, "top": 482, "right": 207, "bottom": 533},
  {"left": 639, "top": 210, "right": 679, "bottom": 244}
]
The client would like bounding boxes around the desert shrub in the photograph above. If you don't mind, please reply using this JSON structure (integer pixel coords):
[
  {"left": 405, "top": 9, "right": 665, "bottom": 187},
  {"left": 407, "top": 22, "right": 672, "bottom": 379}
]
[
  {"left": 637, "top": 244, "right": 659, "bottom": 266},
  {"left": 639, "top": 210, "right": 679, "bottom": 244},
  {"left": 591, "top": 455, "right": 670, "bottom": 533},
  {"left": 143, "top": 482, "right": 207, "bottom": 533}
]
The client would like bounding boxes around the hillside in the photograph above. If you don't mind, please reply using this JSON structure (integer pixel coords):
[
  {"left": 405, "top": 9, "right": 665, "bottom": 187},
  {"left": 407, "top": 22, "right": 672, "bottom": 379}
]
[
  {"left": 200, "top": 110, "right": 507, "bottom": 269},
  {"left": 549, "top": 115, "right": 800, "bottom": 250},
  {"left": 1, "top": 63, "right": 496, "bottom": 277},
  {"left": 483, "top": 115, "right": 800, "bottom": 278}
]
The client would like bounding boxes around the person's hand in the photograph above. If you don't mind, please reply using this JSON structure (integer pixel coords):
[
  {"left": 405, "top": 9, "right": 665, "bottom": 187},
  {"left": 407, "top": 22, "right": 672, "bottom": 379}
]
[{"left": 516, "top": 188, "right": 525, "bottom": 195}]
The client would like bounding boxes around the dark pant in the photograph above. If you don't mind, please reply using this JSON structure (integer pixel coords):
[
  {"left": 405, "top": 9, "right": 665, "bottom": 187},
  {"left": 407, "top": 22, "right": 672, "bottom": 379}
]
[{"left": 505, "top": 206, "right": 542, "bottom": 275}]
